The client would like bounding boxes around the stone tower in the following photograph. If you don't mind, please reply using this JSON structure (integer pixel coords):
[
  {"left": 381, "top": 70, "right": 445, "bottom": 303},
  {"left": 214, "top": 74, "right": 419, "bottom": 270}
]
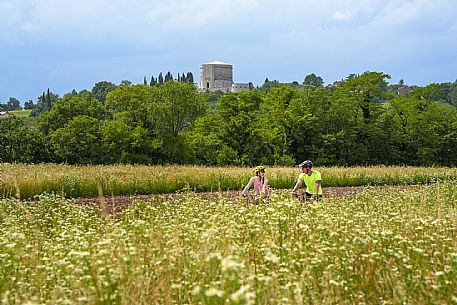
[{"left": 199, "top": 61, "right": 233, "bottom": 92}]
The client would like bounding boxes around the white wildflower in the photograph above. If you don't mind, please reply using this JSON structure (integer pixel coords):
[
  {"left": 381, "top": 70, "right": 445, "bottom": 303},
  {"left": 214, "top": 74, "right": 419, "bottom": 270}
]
[{"left": 205, "top": 287, "right": 224, "bottom": 298}]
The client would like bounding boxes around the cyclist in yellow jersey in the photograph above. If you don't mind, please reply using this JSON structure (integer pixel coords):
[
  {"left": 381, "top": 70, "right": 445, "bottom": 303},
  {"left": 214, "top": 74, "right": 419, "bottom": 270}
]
[{"left": 290, "top": 160, "right": 323, "bottom": 201}]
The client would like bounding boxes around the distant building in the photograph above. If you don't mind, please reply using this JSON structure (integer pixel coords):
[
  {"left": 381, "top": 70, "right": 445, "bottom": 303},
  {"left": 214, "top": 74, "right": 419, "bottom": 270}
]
[
  {"left": 397, "top": 85, "right": 412, "bottom": 95},
  {"left": 199, "top": 61, "right": 250, "bottom": 93},
  {"left": 0, "top": 111, "right": 14, "bottom": 119},
  {"left": 231, "top": 83, "right": 250, "bottom": 93}
]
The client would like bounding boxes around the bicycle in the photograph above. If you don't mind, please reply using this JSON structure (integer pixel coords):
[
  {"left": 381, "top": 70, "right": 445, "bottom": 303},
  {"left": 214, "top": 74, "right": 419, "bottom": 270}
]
[
  {"left": 241, "top": 193, "right": 269, "bottom": 205},
  {"left": 290, "top": 191, "right": 321, "bottom": 206}
]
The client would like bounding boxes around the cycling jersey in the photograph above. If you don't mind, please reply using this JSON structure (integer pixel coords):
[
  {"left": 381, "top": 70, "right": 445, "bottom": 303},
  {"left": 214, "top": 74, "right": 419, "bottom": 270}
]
[{"left": 298, "top": 170, "right": 323, "bottom": 195}]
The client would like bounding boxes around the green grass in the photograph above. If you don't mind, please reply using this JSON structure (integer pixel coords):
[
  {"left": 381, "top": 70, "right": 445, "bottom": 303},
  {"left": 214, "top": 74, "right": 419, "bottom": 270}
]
[
  {"left": 1, "top": 183, "right": 457, "bottom": 304},
  {"left": 7, "top": 109, "right": 37, "bottom": 126},
  {"left": 9, "top": 109, "right": 32, "bottom": 117}
]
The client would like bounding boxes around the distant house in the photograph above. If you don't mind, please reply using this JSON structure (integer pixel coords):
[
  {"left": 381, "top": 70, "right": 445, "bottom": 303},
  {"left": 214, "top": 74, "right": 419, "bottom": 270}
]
[
  {"left": 397, "top": 85, "right": 412, "bottom": 95},
  {"left": 0, "top": 111, "right": 14, "bottom": 118},
  {"left": 231, "top": 83, "right": 250, "bottom": 93}
]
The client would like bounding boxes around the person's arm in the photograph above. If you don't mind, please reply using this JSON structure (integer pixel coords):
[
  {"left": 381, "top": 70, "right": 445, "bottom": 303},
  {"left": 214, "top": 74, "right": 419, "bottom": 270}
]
[
  {"left": 290, "top": 178, "right": 303, "bottom": 200},
  {"left": 291, "top": 178, "right": 303, "bottom": 194},
  {"left": 312, "top": 180, "right": 321, "bottom": 199},
  {"left": 262, "top": 177, "right": 269, "bottom": 197},
  {"left": 241, "top": 177, "right": 254, "bottom": 196}
]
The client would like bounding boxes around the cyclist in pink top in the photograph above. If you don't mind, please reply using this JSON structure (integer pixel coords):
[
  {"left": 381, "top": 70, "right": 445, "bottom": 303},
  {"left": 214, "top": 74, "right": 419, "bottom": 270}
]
[{"left": 241, "top": 165, "right": 269, "bottom": 199}]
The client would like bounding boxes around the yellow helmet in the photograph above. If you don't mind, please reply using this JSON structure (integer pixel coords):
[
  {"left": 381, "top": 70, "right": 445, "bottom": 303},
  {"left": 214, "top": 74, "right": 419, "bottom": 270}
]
[{"left": 253, "top": 165, "right": 265, "bottom": 174}]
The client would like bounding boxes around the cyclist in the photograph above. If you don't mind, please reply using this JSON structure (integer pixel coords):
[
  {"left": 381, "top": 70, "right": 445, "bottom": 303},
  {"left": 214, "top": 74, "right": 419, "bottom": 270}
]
[
  {"left": 290, "top": 160, "right": 323, "bottom": 202},
  {"left": 241, "top": 165, "right": 269, "bottom": 199}
]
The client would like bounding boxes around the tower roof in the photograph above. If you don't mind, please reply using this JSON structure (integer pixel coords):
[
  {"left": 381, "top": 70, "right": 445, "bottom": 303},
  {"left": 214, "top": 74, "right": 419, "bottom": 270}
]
[{"left": 204, "top": 60, "right": 231, "bottom": 65}]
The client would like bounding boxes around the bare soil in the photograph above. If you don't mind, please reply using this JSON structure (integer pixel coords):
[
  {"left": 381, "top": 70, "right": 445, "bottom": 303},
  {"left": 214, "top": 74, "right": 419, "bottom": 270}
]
[{"left": 73, "top": 186, "right": 367, "bottom": 213}]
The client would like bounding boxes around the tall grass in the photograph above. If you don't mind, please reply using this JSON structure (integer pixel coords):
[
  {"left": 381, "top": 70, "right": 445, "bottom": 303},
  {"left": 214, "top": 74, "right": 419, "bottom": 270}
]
[
  {"left": 1, "top": 183, "right": 457, "bottom": 304},
  {"left": 1, "top": 163, "right": 457, "bottom": 199}
]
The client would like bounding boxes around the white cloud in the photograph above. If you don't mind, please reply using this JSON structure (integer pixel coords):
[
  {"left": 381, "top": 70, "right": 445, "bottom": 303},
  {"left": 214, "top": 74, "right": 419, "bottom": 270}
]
[
  {"left": 333, "top": 11, "right": 352, "bottom": 20},
  {"left": 1, "top": 0, "right": 457, "bottom": 102},
  {"left": 145, "top": 0, "right": 262, "bottom": 29},
  {"left": 20, "top": 21, "right": 37, "bottom": 32},
  {"left": 368, "top": 0, "right": 456, "bottom": 31}
]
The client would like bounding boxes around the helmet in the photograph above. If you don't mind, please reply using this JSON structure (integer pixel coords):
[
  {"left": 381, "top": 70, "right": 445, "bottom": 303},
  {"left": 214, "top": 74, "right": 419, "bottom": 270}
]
[
  {"left": 253, "top": 165, "right": 266, "bottom": 174},
  {"left": 299, "top": 160, "right": 313, "bottom": 168}
]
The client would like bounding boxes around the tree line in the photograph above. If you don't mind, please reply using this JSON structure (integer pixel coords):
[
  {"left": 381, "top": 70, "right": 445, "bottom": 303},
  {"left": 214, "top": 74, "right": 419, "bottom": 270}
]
[{"left": 1, "top": 71, "right": 457, "bottom": 166}]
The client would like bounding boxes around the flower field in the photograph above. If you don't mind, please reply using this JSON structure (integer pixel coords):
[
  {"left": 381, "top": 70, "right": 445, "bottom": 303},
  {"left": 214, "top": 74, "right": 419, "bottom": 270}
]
[{"left": 1, "top": 182, "right": 457, "bottom": 304}]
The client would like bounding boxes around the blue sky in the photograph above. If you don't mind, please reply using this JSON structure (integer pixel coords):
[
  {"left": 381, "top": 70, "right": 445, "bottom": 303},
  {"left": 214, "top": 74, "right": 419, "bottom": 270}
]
[{"left": 1, "top": 0, "right": 456, "bottom": 104}]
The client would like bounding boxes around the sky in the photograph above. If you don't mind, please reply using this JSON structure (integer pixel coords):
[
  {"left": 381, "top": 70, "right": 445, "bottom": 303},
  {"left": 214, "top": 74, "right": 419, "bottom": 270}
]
[{"left": 1, "top": 0, "right": 457, "bottom": 104}]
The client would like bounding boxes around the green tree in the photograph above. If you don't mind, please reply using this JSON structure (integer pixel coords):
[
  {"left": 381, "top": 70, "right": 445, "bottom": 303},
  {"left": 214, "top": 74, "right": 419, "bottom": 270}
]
[
  {"left": 255, "top": 86, "right": 297, "bottom": 164},
  {"left": 204, "top": 90, "right": 225, "bottom": 109},
  {"left": 387, "top": 96, "right": 457, "bottom": 165},
  {"left": 0, "top": 117, "right": 50, "bottom": 163},
  {"left": 148, "top": 81, "right": 207, "bottom": 163},
  {"left": 188, "top": 113, "right": 223, "bottom": 165},
  {"left": 0, "top": 117, "right": 29, "bottom": 162},
  {"left": 164, "top": 71, "right": 173, "bottom": 82},
  {"left": 449, "top": 82, "right": 457, "bottom": 106},
  {"left": 30, "top": 90, "right": 59, "bottom": 116},
  {"left": 186, "top": 72, "right": 194, "bottom": 83},
  {"left": 66, "top": 89, "right": 78, "bottom": 97},
  {"left": 6, "top": 97, "right": 21, "bottom": 110},
  {"left": 92, "top": 81, "right": 117, "bottom": 104},
  {"left": 51, "top": 115, "right": 102, "bottom": 164},
  {"left": 215, "top": 90, "right": 264, "bottom": 165},
  {"left": 260, "top": 79, "right": 281, "bottom": 93},
  {"left": 24, "top": 100, "right": 34, "bottom": 110},
  {"left": 101, "top": 120, "right": 156, "bottom": 164},
  {"left": 105, "top": 84, "right": 152, "bottom": 128},
  {"left": 323, "top": 72, "right": 390, "bottom": 165},
  {"left": 37, "top": 91, "right": 108, "bottom": 135},
  {"left": 410, "top": 83, "right": 447, "bottom": 102},
  {"left": 256, "top": 85, "right": 329, "bottom": 165},
  {"left": 46, "top": 88, "right": 52, "bottom": 111},
  {"left": 303, "top": 73, "right": 324, "bottom": 87},
  {"left": 149, "top": 76, "right": 156, "bottom": 87},
  {"left": 103, "top": 84, "right": 165, "bottom": 164},
  {"left": 120, "top": 80, "right": 132, "bottom": 87}
]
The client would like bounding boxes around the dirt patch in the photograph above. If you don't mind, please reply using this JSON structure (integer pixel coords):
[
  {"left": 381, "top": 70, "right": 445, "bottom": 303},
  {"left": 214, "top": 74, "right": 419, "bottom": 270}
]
[{"left": 73, "top": 186, "right": 367, "bottom": 213}]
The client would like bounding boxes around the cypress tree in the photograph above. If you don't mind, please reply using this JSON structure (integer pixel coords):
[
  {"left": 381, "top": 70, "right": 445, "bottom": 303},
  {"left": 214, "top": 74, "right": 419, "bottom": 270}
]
[
  {"left": 186, "top": 72, "right": 194, "bottom": 83},
  {"left": 164, "top": 71, "right": 173, "bottom": 82},
  {"left": 158, "top": 72, "right": 164, "bottom": 84},
  {"left": 46, "top": 88, "right": 52, "bottom": 111}
]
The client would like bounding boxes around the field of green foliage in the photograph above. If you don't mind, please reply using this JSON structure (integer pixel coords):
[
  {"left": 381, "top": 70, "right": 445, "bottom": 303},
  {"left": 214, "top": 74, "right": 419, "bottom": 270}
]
[
  {"left": 1, "top": 182, "right": 457, "bottom": 304},
  {"left": 8, "top": 109, "right": 32, "bottom": 117},
  {"left": 2, "top": 164, "right": 457, "bottom": 199}
]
